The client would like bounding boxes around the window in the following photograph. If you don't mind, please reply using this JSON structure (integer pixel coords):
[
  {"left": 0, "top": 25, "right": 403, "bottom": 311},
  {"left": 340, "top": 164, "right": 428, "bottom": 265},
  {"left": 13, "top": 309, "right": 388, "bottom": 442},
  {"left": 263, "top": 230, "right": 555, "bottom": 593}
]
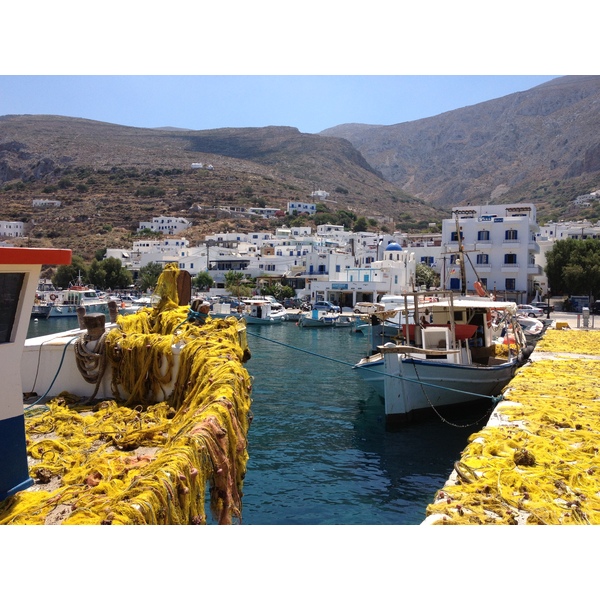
[
  {"left": 449, "top": 254, "right": 458, "bottom": 264},
  {"left": 450, "top": 231, "right": 464, "bottom": 242},
  {"left": 336, "top": 265, "right": 341, "bottom": 273},
  {"left": 477, "top": 230, "right": 490, "bottom": 241},
  {"left": 505, "top": 278, "right": 516, "bottom": 290},
  {"left": 505, "top": 229, "right": 518, "bottom": 240},
  {"left": 504, "top": 254, "right": 517, "bottom": 265},
  {"left": 476, "top": 254, "right": 489, "bottom": 265}
]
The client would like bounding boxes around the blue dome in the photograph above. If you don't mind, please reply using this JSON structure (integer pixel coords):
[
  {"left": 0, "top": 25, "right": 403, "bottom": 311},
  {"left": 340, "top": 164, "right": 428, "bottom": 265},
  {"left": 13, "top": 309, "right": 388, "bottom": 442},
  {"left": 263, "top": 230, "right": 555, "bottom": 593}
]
[{"left": 385, "top": 242, "right": 402, "bottom": 251}]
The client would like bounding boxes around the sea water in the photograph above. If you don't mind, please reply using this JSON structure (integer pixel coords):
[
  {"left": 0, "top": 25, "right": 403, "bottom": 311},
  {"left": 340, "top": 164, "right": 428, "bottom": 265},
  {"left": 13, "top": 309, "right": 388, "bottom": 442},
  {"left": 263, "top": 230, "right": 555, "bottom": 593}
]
[{"left": 26, "top": 316, "right": 484, "bottom": 525}]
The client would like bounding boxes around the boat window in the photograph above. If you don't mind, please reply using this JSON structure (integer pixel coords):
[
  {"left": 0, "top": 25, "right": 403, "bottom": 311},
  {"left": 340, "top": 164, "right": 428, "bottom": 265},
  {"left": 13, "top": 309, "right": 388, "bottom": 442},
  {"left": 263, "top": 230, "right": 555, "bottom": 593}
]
[{"left": 0, "top": 273, "right": 25, "bottom": 344}]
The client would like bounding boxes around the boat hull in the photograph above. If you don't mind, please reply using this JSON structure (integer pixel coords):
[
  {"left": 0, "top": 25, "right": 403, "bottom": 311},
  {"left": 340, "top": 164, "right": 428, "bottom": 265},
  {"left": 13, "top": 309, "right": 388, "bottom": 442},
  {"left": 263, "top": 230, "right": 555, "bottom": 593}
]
[
  {"left": 383, "top": 354, "right": 517, "bottom": 426},
  {"left": 47, "top": 302, "right": 110, "bottom": 318}
]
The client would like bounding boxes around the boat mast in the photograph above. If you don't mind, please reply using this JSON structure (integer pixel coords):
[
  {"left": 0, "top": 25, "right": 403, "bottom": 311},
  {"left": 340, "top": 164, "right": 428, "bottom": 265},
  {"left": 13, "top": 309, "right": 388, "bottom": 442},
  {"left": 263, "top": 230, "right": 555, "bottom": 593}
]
[{"left": 453, "top": 212, "right": 467, "bottom": 295}]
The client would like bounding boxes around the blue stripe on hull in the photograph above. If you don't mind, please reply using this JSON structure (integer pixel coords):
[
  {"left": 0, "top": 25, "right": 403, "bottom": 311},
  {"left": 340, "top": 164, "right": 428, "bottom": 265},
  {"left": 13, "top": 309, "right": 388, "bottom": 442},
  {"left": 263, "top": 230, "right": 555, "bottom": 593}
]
[{"left": 0, "top": 414, "right": 33, "bottom": 501}]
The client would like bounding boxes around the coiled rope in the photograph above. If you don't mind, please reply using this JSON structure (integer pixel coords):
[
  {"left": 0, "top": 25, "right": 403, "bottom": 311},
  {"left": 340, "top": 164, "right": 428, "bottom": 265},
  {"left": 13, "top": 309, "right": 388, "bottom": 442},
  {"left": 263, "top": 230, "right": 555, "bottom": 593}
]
[{"left": 1, "top": 263, "right": 252, "bottom": 525}]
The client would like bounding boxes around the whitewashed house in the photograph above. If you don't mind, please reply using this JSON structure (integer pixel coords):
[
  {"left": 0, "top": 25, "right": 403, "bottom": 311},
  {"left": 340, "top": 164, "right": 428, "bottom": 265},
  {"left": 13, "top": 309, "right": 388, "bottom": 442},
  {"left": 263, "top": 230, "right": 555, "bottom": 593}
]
[
  {"left": 0, "top": 221, "right": 25, "bottom": 237},
  {"left": 287, "top": 201, "right": 316, "bottom": 215},
  {"left": 441, "top": 203, "right": 541, "bottom": 302},
  {"left": 137, "top": 216, "right": 191, "bottom": 235}
]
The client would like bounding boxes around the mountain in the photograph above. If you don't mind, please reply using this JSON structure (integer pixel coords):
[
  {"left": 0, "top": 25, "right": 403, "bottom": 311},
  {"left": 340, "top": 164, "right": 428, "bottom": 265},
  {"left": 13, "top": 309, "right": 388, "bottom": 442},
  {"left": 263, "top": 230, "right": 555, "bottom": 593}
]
[
  {"left": 2, "top": 75, "right": 600, "bottom": 261},
  {"left": 320, "top": 76, "right": 600, "bottom": 220},
  {"left": 0, "top": 115, "right": 441, "bottom": 259}
]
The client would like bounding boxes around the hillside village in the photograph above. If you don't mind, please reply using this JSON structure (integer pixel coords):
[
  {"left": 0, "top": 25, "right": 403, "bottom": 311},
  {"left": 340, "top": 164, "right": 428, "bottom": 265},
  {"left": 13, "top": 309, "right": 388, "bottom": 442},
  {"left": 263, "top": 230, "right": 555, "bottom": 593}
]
[{"left": 3, "top": 185, "right": 600, "bottom": 308}]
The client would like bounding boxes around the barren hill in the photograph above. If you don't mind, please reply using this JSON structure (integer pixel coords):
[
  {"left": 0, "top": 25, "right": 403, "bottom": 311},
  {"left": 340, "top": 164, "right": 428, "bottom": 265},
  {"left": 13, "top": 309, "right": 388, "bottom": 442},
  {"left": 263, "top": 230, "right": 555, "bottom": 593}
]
[
  {"left": 0, "top": 116, "right": 440, "bottom": 259},
  {"left": 320, "top": 76, "right": 600, "bottom": 220}
]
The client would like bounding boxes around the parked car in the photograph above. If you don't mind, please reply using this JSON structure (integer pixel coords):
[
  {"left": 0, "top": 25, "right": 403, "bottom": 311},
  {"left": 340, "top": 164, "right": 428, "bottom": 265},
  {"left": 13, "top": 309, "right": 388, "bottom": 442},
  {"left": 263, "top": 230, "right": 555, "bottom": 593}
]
[
  {"left": 517, "top": 304, "right": 545, "bottom": 318},
  {"left": 591, "top": 300, "right": 600, "bottom": 315},
  {"left": 353, "top": 302, "right": 384, "bottom": 314},
  {"left": 531, "top": 301, "right": 554, "bottom": 313},
  {"left": 312, "top": 300, "right": 341, "bottom": 313}
]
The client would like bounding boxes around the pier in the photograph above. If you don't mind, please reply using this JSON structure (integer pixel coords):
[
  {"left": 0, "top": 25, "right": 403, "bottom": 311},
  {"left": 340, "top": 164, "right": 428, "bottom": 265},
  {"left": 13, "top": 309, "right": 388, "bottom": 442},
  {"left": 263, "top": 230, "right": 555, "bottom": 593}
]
[{"left": 423, "top": 311, "right": 600, "bottom": 524}]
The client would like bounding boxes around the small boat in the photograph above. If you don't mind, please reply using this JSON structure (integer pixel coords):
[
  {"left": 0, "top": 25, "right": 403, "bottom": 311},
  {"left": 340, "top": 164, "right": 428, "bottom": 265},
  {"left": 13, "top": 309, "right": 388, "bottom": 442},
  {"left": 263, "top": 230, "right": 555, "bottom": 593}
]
[
  {"left": 297, "top": 310, "right": 340, "bottom": 327},
  {"left": 353, "top": 291, "right": 530, "bottom": 427},
  {"left": 213, "top": 298, "right": 283, "bottom": 324},
  {"left": 334, "top": 314, "right": 359, "bottom": 328},
  {"left": 516, "top": 315, "right": 549, "bottom": 343},
  {"left": 44, "top": 277, "right": 111, "bottom": 319}
]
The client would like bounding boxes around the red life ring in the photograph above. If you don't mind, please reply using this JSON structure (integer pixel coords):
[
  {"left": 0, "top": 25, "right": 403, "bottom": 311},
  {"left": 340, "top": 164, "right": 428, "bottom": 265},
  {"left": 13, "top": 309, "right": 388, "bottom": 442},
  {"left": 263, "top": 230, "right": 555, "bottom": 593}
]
[
  {"left": 49, "top": 294, "right": 58, "bottom": 301},
  {"left": 474, "top": 281, "right": 486, "bottom": 297}
]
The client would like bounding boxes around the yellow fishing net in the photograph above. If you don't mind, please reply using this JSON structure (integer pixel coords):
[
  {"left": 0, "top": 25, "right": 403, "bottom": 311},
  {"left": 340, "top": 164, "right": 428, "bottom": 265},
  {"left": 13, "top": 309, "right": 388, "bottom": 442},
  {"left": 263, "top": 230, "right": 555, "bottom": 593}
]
[
  {"left": 425, "top": 329, "right": 600, "bottom": 524},
  {"left": 0, "top": 263, "right": 253, "bottom": 525}
]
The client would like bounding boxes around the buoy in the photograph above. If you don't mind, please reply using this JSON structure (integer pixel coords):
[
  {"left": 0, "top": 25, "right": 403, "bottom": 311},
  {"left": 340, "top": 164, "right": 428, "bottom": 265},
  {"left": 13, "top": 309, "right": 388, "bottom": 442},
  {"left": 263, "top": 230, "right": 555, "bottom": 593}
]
[{"left": 474, "top": 281, "right": 486, "bottom": 297}]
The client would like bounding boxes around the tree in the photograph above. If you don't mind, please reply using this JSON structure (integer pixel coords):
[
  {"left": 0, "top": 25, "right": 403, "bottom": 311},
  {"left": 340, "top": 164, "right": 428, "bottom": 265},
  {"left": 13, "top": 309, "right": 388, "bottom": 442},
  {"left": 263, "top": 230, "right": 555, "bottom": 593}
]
[
  {"left": 194, "top": 271, "right": 214, "bottom": 291},
  {"left": 224, "top": 271, "right": 254, "bottom": 297},
  {"left": 545, "top": 239, "right": 600, "bottom": 298},
  {"left": 415, "top": 263, "right": 440, "bottom": 289},
  {"left": 352, "top": 217, "right": 369, "bottom": 233},
  {"left": 260, "top": 282, "right": 295, "bottom": 300},
  {"left": 52, "top": 255, "right": 88, "bottom": 289},
  {"left": 102, "top": 257, "right": 133, "bottom": 290},
  {"left": 137, "top": 262, "right": 163, "bottom": 292}
]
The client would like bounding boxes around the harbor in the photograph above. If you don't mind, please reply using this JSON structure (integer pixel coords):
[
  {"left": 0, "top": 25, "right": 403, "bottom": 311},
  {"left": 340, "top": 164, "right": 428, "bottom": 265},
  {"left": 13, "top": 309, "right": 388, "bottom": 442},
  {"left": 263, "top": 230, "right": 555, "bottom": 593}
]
[{"left": 0, "top": 243, "right": 597, "bottom": 525}]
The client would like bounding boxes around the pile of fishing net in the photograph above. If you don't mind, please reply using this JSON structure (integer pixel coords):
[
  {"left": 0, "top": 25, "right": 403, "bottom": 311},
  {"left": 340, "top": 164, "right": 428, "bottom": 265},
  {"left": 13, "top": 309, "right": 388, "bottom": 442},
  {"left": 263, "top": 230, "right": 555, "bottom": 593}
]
[
  {"left": 0, "top": 264, "right": 253, "bottom": 525},
  {"left": 425, "top": 329, "right": 600, "bottom": 525}
]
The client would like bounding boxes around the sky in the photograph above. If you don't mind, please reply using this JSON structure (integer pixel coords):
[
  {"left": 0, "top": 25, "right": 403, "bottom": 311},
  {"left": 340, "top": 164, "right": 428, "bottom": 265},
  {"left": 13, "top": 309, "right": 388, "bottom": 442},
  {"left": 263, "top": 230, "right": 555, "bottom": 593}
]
[
  {"left": 1, "top": 3, "right": 594, "bottom": 135},
  {"left": 0, "top": 75, "right": 561, "bottom": 134}
]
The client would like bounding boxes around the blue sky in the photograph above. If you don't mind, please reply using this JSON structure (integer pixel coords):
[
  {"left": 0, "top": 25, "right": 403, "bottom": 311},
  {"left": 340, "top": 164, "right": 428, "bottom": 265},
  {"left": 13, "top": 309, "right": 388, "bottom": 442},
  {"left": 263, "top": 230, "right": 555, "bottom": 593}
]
[{"left": 0, "top": 75, "right": 560, "bottom": 134}]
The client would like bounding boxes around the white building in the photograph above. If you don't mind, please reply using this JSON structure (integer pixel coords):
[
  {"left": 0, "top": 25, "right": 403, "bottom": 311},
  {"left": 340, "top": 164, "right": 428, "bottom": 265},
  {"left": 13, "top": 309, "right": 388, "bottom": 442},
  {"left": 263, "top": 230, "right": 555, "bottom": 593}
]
[
  {"left": 287, "top": 201, "right": 316, "bottom": 215},
  {"left": 137, "top": 216, "right": 191, "bottom": 235},
  {"left": 309, "top": 242, "right": 416, "bottom": 308},
  {"left": 32, "top": 199, "right": 61, "bottom": 207},
  {"left": 0, "top": 221, "right": 25, "bottom": 237},
  {"left": 441, "top": 204, "right": 541, "bottom": 302},
  {"left": 310, "top": 190, "right": 329, "bottom": 200}
]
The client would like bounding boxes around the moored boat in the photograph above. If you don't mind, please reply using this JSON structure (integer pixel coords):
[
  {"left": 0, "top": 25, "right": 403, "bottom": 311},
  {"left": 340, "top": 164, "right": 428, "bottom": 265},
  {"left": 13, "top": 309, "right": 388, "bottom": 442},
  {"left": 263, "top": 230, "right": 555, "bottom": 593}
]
[
  {"left": 45, "top": 280, "right": 110, "bottom": 319},
  {"left": 353, "top": 291, "right": 530, "bottom": 427},
  {"left": 297, "top": 310, "right": 340, "bottom": 327}
]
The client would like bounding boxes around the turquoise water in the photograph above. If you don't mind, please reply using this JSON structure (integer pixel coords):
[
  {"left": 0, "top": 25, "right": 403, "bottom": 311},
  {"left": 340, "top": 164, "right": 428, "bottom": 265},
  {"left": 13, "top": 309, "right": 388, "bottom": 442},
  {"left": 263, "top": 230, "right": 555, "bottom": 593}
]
[{"left": 26, "top": 316, "right": 484, "bottom": 525}]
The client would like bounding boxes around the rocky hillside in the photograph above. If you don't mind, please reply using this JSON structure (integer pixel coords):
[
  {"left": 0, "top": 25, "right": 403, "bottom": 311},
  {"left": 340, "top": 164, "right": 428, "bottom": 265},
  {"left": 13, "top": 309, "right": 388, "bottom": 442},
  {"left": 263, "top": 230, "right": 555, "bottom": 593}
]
[
  {"left": 2, "top": 75, "right": 600, "bottom": 262},
  {"left": 0, "top": 116, "right": 441, "bottom": 259},
  {"left": 321, "top": 75, "right": 600, "bottom": 221}
]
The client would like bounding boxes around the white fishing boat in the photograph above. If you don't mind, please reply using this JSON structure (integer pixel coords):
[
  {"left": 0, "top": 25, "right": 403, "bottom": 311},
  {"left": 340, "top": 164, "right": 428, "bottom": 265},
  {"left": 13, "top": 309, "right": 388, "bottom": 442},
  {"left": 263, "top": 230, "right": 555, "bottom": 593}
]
[
  {"left": 297, "top": 310, "right": 340, "bottom": 327},
  {"left": 45, "top": 281, "right": 110, "bottom": 319},
  {"left": 212, "top": 298, "right": 283, "bottom": 324},
  {"left": 353, "top": 291, "right": 531, "bottom": 427}
]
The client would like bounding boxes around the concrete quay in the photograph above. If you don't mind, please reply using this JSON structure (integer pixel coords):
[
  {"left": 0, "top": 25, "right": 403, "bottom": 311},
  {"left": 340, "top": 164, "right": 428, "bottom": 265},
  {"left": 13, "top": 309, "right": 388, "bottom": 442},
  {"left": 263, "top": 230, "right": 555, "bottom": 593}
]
[{"left": 423, "top": 312, "right": 600, "bottom": 525}]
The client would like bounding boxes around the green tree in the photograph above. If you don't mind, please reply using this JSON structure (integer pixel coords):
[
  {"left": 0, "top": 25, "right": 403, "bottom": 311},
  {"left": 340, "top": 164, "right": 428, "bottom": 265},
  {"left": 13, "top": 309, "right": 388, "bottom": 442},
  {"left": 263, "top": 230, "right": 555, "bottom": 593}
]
[
  {"left": 260, "top": 282, "right": 294, "bottom": 300},
  {"left": 52, "top": 255, "right": 88, "bottom": 289},
  {"left": 102, "top": 257, "right": 133, "bottom": 290},
  {"left": 194, "top": 271, "right": 214, "bottom": 291},
  {"left": 352, "top": 216, "right": 369, "bottom": 232},
  {"left": 137, "top": 262, "right": 163, "bottom": 292},
  {"left": 224, "top": 271, "right": 254, "bottom": 297},
  {"left": 545, "top": 239, "right": 600, "bottom": 298},
  {"left": 415, "top": 263, "right": 440, "bottom": 289}
]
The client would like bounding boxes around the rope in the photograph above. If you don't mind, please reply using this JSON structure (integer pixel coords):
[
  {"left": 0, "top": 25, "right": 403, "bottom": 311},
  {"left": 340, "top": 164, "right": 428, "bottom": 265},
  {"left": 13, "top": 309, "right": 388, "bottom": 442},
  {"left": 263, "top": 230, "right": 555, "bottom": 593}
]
[
  {"left": 24, "top": 336, "right": 80, "bottom": 412},
  {"left": 73, "top": 330, "right": 109, "bottom": 403},
  {"left": 247, "top": 329, "right": 505, "bottom": 402},
  {"left": 4, "top": 263, "right": 253, "bottom": 525}
]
